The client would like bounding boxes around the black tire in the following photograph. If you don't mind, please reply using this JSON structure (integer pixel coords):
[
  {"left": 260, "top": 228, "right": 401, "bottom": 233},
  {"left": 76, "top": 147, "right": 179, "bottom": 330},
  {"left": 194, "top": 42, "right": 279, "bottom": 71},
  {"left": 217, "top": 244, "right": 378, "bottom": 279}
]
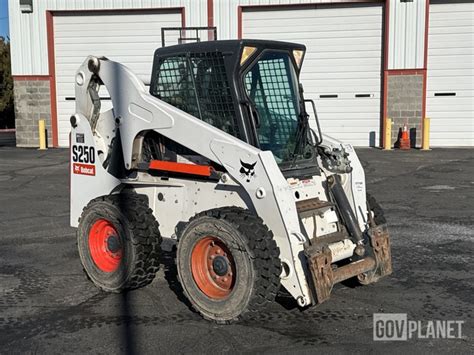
[
  {"left": 77, "top": 193, "right": 161, "bottom": 292},
  {"left": 176, "top": 207, "right": 281, "bottom": 323},
  {"left": 367, "top": 193, "right": 386, "bottom": 226}
]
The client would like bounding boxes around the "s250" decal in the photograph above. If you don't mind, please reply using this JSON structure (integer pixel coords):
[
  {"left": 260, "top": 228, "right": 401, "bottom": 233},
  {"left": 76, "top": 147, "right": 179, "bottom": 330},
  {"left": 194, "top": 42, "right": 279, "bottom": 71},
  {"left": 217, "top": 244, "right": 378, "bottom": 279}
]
[
  {"left": 72, "top": 145, "right": 95, "bottom": 164},
  {"left": 72, "top": 145, "right": 96, "bottom": 176}
]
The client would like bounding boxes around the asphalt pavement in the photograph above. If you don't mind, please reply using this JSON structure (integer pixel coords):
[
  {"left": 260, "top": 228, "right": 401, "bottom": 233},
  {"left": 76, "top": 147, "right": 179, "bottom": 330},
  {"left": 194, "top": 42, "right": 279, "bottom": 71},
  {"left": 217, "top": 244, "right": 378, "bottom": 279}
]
[{"left": 0, "top": 147, "right": 473, "bottom": 354}]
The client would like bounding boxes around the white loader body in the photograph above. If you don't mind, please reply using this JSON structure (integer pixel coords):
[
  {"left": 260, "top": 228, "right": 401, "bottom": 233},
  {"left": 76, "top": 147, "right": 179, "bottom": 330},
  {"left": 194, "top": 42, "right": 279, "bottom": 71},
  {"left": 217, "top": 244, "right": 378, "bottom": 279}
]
[{"left": 70, "top": 55, "right": 389, "bottom": 310}]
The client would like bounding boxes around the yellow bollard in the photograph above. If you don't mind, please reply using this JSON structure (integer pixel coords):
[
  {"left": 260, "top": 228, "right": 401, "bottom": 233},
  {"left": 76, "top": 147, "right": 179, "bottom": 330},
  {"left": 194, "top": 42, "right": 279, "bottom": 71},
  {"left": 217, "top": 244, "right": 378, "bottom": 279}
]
[
  {"left": 421, "top": 117, "right": 430, "bottom": 150},
  {"left": 38, "top": 119, "right": 47, "bottom": 150},
  {"left": 384, "top": 118, "right": 392, "bottom": 150}
]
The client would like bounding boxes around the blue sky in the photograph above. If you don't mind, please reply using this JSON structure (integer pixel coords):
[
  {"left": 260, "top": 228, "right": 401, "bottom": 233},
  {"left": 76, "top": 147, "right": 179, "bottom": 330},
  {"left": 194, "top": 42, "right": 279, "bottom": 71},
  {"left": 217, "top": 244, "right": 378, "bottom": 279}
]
[{"left": 0, "top": 0, "right": 9, "bottom": 40}]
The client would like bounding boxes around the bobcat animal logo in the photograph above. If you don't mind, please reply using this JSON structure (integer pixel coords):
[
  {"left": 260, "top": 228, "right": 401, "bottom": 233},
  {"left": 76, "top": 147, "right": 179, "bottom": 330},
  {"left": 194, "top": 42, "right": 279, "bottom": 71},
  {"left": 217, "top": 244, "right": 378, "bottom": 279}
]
[{"left": 240, "top": 160, "right": 257, "bottom": 182}]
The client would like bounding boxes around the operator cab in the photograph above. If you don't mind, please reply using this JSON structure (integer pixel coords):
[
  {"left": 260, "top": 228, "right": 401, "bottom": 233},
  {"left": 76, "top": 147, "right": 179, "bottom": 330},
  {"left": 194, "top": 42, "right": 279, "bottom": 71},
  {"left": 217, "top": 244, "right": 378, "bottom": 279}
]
[{"left": 148, "top": 40, "right": 322, "bottom": 178}]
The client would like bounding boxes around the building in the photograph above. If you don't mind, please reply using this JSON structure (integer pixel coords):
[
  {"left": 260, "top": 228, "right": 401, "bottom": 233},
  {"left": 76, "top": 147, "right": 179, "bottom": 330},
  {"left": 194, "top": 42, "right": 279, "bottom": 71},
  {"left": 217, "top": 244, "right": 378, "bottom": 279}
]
[{"left": 8, "top": 0, "right": 474, "bottom": 148}]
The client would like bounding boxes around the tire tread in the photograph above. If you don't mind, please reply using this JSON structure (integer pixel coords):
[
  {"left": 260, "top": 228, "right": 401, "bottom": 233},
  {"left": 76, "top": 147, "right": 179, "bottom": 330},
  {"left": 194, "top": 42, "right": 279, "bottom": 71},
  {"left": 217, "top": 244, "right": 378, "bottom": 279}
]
[
  {"left": 78, "top": 193, "right": 161, "bottom": 292},
  {"left": 367, "top": 193, "right": 386, "bottom": 225},
  {"left": 181, "top": 207, "right": 281, "bottom": 324}
]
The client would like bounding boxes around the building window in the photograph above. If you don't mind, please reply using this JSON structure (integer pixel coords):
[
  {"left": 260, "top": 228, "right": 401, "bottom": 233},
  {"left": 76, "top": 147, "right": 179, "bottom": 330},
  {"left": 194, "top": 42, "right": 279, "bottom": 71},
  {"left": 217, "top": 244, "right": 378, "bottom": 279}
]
[{"left": 20, "top": 0, "right": 33, "bottom": 13}]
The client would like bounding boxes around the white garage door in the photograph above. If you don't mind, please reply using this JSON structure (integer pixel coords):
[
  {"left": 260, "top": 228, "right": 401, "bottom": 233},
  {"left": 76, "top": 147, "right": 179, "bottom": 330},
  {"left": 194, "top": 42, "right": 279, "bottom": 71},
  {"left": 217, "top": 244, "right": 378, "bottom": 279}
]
[
  {"left": 242, "top": 4, "right": 384, "bottom": 146},
  {"left": 54, "top": 11, "right": 182, "bottom": 147},
  {"left": 427, "top": 1, "right": 474, "bottom": 146}
]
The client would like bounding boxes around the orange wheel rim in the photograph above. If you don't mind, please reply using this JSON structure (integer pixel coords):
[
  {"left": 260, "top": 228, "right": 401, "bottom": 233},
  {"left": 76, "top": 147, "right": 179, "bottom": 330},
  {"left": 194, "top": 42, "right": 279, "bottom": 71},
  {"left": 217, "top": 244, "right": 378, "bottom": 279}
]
[
  {"left": 88, "top": 219, "right": 123, "bottom": 272},
  {"left": 191, "top": 236, "right": 236, "bottom": 299}
]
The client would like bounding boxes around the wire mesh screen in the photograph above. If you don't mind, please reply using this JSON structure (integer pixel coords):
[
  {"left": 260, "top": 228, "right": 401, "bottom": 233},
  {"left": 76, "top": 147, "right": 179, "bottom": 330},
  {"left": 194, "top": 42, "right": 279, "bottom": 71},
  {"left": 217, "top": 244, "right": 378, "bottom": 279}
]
[
  {"left": 244, "top": 52, "right": 299, "bottom": 158},
  {"left": 153, "top": 56, "right": 200, "bottom": 119},
  {"left": 151, "top": 52, "right": 240, "bottom": 138}
]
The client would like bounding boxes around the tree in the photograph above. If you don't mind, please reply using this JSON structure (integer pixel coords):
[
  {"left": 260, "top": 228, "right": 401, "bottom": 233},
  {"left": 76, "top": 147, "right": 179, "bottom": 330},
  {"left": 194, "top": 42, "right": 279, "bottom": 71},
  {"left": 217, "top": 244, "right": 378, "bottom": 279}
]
[{"left": 0, "top": 36, "right": 14, "bottom": 128}]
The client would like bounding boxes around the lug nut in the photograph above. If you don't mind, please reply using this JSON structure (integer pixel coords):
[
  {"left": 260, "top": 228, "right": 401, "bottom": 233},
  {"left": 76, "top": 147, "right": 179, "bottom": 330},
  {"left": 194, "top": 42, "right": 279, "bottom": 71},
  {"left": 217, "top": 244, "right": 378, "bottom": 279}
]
[{"left": 354, "top": 245, "right": 365, "bottom": 256}]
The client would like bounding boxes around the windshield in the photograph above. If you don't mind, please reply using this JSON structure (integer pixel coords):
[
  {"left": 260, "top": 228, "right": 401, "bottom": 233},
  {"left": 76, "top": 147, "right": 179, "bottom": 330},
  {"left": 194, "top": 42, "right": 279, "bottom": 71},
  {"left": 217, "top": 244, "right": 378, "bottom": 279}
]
[{"left": 244, "top": 51, "right": 312, "bottom": 164}]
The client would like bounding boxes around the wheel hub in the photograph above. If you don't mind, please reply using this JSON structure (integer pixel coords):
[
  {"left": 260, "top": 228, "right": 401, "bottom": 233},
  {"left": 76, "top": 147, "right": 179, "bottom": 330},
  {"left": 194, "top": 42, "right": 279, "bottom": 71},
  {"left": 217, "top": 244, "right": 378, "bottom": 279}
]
[
  {"left": 88, "top": 219, "right": 123, "bottom": 273},
  {"left": 106, "top": 235, "right": 121, "bottom": 253},
  {"left": 191, "top": 236, "right": 236, "bottom": 299},
  {"left": 212, "top": 256, "right": 229, "bottom": 276}
]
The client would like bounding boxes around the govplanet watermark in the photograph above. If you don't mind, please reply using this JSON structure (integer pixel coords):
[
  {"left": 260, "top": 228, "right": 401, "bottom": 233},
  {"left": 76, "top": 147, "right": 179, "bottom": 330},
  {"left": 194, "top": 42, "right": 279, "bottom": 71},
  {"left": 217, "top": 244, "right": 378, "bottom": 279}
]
[{"left": 373, "top": 313, "right": 465, "bottom": 341}]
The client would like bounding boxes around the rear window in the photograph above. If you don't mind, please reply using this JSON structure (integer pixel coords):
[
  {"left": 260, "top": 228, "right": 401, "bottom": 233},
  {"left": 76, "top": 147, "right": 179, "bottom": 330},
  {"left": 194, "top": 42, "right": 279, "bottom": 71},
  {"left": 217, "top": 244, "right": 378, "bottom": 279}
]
[{"left": 151, "top": 52, "right": 241, "bottom": 139}]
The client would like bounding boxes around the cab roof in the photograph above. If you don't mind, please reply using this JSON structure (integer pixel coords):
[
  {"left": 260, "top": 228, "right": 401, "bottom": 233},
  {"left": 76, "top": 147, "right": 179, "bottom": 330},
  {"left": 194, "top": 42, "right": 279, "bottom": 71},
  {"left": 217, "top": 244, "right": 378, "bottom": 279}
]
[{"left": 154, "top": 39, "right": 306, "bottom": 58}]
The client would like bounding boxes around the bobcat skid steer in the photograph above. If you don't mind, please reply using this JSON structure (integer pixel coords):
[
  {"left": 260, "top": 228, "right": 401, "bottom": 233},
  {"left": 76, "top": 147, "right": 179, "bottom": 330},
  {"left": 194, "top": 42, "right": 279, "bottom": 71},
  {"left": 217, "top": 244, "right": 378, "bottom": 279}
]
[{"left": 71, "top": 40, "right": 392, "bottom": 323}]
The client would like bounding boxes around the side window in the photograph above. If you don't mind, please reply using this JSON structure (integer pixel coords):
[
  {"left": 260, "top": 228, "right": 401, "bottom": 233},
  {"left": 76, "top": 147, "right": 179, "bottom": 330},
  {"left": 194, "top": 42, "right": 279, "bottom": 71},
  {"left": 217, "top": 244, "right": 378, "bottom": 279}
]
[
  {"left": 190, "top": 54, "right": 240, "bottom": 138},
  {"left": 244, "top": 51, "right": 300, "bottom": 161},
  {"left": 151, "top": 56, "right": 200, "bottom": 119},
  {"left": 151, "top": 53, "right": 240, "bottom": 139}
]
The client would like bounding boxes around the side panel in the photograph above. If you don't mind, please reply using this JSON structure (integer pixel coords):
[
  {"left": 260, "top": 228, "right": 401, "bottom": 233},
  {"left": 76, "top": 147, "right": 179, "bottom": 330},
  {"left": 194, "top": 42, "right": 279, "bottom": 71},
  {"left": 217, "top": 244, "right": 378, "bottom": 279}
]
[
  {"left": 69, "top": 113, "right": 121, "bottom": 227},
  {"left": 320, "top": 135, "right": 368, "bottom": 231},
  {"left": 131, "top": 179, "right": 251, "bottom": 239}
]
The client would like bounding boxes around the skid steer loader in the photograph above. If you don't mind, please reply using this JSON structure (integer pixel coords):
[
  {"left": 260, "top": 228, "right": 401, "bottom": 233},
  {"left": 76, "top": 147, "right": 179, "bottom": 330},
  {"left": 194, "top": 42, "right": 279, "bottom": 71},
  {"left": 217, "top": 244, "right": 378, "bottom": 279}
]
[{"left": 71, "top": 39, "right": 392, "bottom": 323}]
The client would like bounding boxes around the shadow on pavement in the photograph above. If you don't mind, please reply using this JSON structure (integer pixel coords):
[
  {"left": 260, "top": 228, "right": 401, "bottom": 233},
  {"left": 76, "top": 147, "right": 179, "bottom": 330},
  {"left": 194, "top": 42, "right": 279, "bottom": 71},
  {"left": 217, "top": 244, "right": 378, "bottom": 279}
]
[{"left": 162, "top": 249, "right": 196, "bottom": 312}]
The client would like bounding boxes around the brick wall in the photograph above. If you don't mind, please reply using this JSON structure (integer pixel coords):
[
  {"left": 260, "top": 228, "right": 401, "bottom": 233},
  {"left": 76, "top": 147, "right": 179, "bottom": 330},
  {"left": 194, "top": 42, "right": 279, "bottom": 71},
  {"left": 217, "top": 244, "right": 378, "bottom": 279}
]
[
  {"left": 387, "top": 74, "right": 423, "bottom": 148},
  {"left": 12, "top": 78, "right": 53, "bottom": 148}
]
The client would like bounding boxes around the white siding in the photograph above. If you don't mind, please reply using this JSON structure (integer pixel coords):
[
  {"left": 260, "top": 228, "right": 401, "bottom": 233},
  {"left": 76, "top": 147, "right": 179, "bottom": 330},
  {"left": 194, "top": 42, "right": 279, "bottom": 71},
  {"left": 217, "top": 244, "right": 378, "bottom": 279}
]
[
  {"left": 215, "top": 0, "right": 427, "bottom": 70},
  {"left": 54, "top": 11, "right": 182, "bottom": 146},
  {"left": 427, "top": 1, "right": 474, "bottom": 146},
  {"left": 243, "top": 4, "right": 384, "bottom": 146},
  {"left": 216, "top": 0, "right": 369, "bottom": 40},
  {"left": 9, "top": 0, "right": 430, "bottom": 74},
  {"left": 388, "top": 0, "right": 426, "bottom": 69},
  {"left": 8, "top": 0, "right": 207, "bottom": 75}
]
